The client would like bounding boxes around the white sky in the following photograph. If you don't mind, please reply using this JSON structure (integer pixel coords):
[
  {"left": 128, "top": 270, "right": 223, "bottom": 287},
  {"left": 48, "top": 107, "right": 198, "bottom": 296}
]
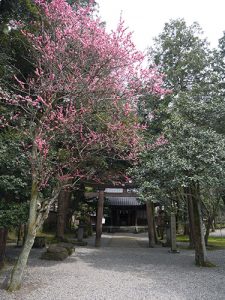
[{"left": 97, "top": 0, "right": 225, "bottom": 52}]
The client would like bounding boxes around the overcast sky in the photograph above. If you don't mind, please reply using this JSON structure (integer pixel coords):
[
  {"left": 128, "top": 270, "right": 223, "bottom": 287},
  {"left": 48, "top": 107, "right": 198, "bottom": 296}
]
[{"left": 97, "top": 0, "right": 225, "bottom": 52}]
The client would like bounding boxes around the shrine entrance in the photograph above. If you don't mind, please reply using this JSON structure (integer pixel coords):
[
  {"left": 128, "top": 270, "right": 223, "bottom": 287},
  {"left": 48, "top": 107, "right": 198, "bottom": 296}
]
[
  {"left": 119, "top": 209, "right": 129, "bottom": 226},
  {"left": 111, "top": 207, "right": 138, "bottom": 227},
  {"left": 85, "top": 187, "right": 150, "bottom": 246}
]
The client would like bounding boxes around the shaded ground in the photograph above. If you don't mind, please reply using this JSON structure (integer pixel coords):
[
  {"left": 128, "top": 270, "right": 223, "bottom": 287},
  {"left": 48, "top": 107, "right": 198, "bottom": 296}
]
[{"left": 0, "top": 232, "right": 225, "bottom": 300}]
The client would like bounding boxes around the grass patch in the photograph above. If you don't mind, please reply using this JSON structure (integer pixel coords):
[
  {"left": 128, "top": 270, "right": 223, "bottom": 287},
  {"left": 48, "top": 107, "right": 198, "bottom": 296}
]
[
  {"left": 176, "top": 235, "right": 189, "bottom": 243},
  {"left": 36, "top": 231, "right": 77, "bottom": 244},
  {"left": 176, "top": 235, "right": 225, "bottom": 250},
  {"left": 196, "top": 260, "right": 217, "bottom": 267},
  {"left": 207, "top": 237, "right": 225, "bottom": 250}
]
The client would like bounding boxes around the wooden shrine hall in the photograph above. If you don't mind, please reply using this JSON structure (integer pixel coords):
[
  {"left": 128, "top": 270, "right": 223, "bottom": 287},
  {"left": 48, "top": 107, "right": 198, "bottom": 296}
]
[
  {"left": 104, "top": 188, "right": 147, "bottom": 229},
  {"left": 86, "top": 187, "right": 148, "bottom": 232}
]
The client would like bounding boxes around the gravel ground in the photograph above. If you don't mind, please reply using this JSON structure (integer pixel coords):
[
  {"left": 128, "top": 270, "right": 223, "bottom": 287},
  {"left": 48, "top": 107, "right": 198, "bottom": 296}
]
[
  {"left": 1, "top": 232, "right": 225, "bottom": 300},
  {"left": 210, "top": 228, "right": 225, "bottom": 237}
]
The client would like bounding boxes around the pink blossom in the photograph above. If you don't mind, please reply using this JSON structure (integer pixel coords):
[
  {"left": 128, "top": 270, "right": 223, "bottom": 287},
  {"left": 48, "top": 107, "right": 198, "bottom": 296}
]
[{"left": 1, "top": 0, "right": 166, "bottom": 190}]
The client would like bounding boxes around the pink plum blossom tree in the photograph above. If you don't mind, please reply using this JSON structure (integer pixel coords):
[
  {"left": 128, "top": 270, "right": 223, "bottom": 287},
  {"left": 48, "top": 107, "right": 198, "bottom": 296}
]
[{"left": 0, "top": 0, "right": 166, "bottom": 291}]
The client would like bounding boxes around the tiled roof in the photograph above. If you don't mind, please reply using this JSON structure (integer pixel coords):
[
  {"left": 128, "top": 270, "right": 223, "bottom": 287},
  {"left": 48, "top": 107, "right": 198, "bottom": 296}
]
[{"left": 106, "top": 197, "right": 142, "bottom": 206}]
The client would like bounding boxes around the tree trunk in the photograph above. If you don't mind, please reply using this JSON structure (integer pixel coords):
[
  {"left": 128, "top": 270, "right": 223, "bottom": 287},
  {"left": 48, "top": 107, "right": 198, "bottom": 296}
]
[
  {"left": 205, "top": 216, "right": 212, "bottom": 246},
  {"left": 7, "top": 181, "right": 60, "bottom": 291},
  {"left": 56, "top": 189, "right": 66, "bottom": 239},
  {"left": 56, "top": 188, "right": 72, "bottom": 239},
  {"left": 153, "top": 214, "right": 158, "bottom": 244},
  {"left": 8, "top": 232, "right": 36, "bottom": 291},
  {"left": 0, "top": 227, "right": 8, "bottom": 269},
  {"left": 23, "top": 224, "right": 27, "bottom": 246},
  {"left": 64, "top": 191, "right": 72, "bottom": 232},
  {"left": 191, "top": 183, "right": 208, "bottom": 266},
  {"left": 146, "top": 201, "right": 155, "bottom": 247},
  {"left": 17, "top": 224, "right": 25, "bottom": 247},
  {"left": 183, "top": 223, "right": 189, "bottom": 236},
  {"left": 56, "top": 190, "right": 64, "bottom": 239},
  {"left": 7, "top": 139, "right": 61, "bottom": 291},
  {"left": 7, "top": 181, "right": 39, "bottom": 291},
  {"left": 95, "top": 190, "right": 104, "bottom": 247},
  {"left": 187, "top": 189, "right": 195, "bottom": 249},
  {"left": 211, "top": 219, "right": 216, "bottom": 232},
  {"left": 204, "top": 197, "right": 220, "bottom": 245}
]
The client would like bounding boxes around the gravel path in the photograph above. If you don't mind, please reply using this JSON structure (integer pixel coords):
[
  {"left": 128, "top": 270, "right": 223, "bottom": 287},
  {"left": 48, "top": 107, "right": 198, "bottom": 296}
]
[{"left": 1, "top": 232, "right": 225, "bottom": 300}]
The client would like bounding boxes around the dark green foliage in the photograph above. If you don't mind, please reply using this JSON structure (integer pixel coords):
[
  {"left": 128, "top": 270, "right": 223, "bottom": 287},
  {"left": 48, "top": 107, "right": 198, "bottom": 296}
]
[
  {"left": 0, "top": 131, "right": 30, "bottom": 199},
  {"left": 0, "top": 0, "right": 38, "bottom": 91},
  {"left": 149, "top": 19, "right": 210, "bottom": 93},
  {"left": 67, "top": 0, "right": 96, "bottom": 8},
  {"left": 133, "top": 19, "right": 225, "bottom": 210},
  {"left": 0, "top": 0, "right": 39, "bottom": 25},
  {"left": 0, "top": 201, "right": 29, "bottom": 228},
  {"left": 0, "top": 129, "right": 30, "bottom": 229}
]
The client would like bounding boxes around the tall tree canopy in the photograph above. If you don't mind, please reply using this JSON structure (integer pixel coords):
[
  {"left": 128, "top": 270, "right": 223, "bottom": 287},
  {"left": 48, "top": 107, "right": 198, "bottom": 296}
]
[{"left": 132, "top": 19, "right": 225, "bottom": 266}]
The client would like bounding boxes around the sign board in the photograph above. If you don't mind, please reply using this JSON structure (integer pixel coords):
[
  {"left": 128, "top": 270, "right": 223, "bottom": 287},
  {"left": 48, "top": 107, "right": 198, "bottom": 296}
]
[{"left": 105, "top": 188, "right": 123, "bottom": 193}]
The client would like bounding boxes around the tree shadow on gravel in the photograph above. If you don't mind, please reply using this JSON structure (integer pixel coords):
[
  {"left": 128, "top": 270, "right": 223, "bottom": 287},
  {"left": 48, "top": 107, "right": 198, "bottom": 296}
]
[
  {"left": 76, "top": 245, "right": 225, "bottom": 277},
  {"left": 4, "top": 244, "right": 79, "bottom": 269}
]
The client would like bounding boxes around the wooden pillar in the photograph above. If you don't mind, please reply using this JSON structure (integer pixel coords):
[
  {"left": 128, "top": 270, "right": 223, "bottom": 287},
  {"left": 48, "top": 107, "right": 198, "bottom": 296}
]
[
  {"left": 95, "top": 189, "right": 104, "bottom": 247},
  {"left": 146, "top": 201, "right": 155, "bottom": 247},
  {"left": 116, "top": 209, "right": 120, "bottom": 226},
  {"left": 134, "top": 208, "right": 138, "bottom": 233},
  {"left": 110, "top": 209, "right": 113, "bottom": 226},
  {"left": 128, "top": 209, "right": 131, "bottom": 226}
]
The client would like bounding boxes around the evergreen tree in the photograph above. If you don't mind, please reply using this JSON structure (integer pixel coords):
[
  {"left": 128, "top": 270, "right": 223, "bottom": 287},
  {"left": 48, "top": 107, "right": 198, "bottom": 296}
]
[{"left": 133, "top": 19, "right": 225, "bottom": 266}]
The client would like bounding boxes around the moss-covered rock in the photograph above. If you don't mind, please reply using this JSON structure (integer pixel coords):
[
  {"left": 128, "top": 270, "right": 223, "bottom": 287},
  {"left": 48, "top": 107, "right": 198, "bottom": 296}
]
[
  {"left": 41, "top": 245, "right": 69, "bottom": 261},
  {"left": 57, "top": 243, "right": 75, "bottom": 255},
  {"left": 47, "top": 245, "right": 68, "bottom": 253},
  {"left": 41, "top": 251, "right": 68, "bottom": 261}
]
